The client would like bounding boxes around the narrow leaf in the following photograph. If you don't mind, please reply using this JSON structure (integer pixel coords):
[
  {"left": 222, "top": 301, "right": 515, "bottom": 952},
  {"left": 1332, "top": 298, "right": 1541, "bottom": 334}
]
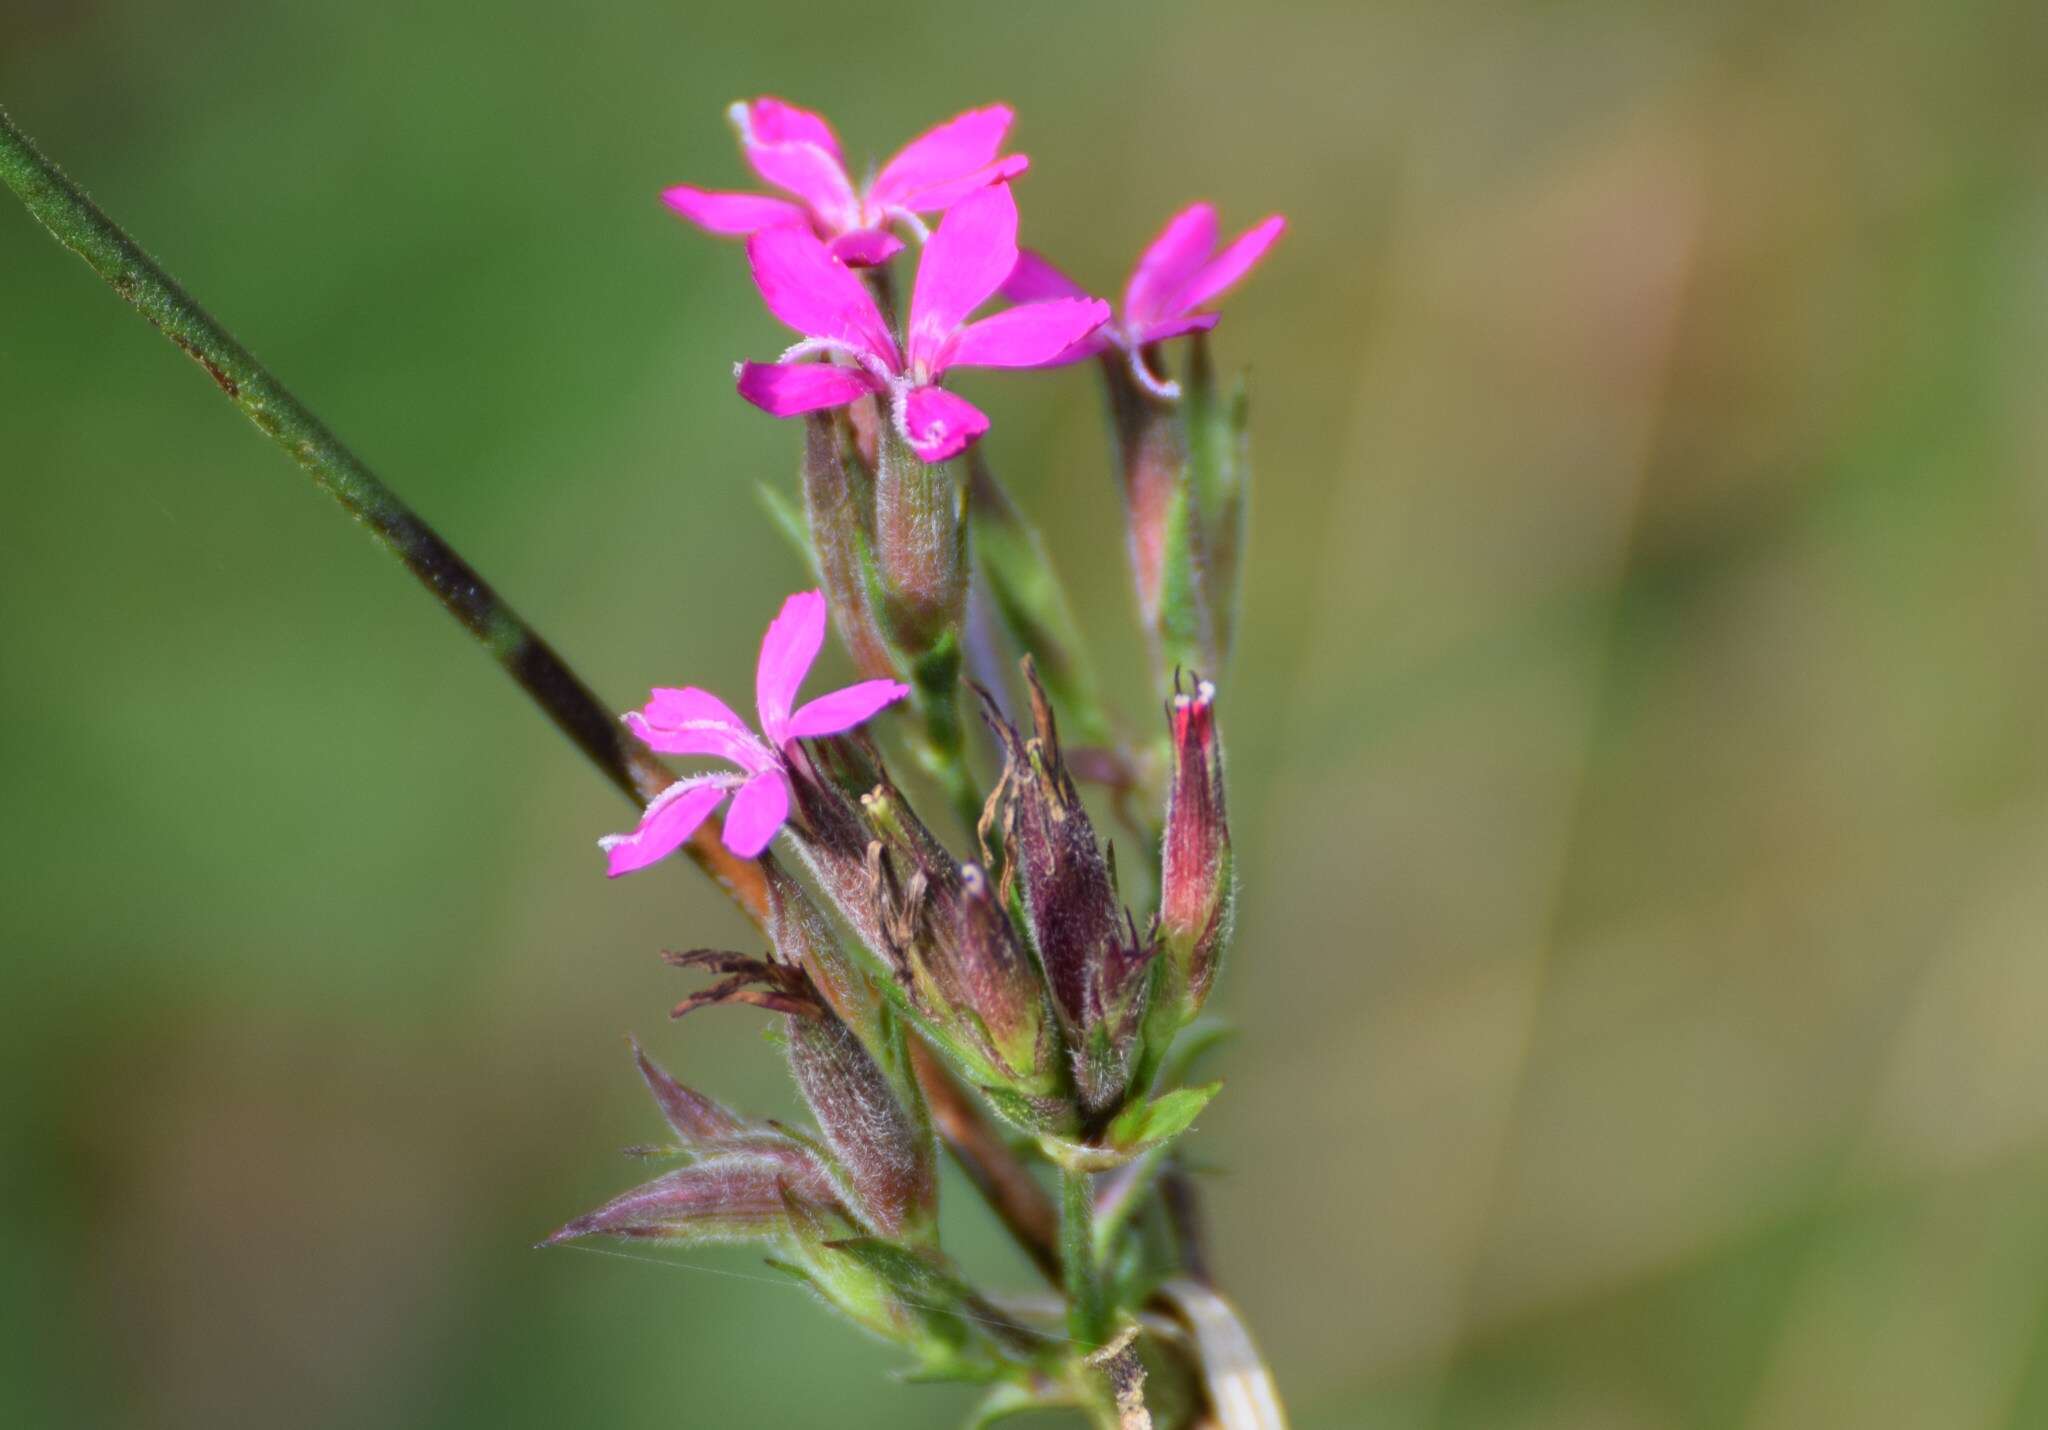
[{"left": 1107, "top": 1081, "right": 1221, "bottom": 1155}]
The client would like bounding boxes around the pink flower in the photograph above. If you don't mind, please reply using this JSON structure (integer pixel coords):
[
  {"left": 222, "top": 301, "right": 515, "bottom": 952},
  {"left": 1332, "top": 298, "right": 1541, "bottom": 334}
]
[
  {"left": 599, "top": 591, "right": 909, "bottom": 874},
  {"left": 734, "top": 183, "right": 1110, "bottom": 463},
  {"left": 1001, "top": 202, "right": 1286, "bottom": 397},
  {"left": 662, "top": 98, "right": 1030, "bottom": 267}
]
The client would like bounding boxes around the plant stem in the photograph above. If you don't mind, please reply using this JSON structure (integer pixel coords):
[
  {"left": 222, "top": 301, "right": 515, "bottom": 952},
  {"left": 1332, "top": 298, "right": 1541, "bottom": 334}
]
[
  {"left": 1061, "top": 1164, "right": 1111, "bottom": 1348},
  {"left": 1159, "top": 1160, "right": 1212, "bottom": 1285},
  {"left": 911, "top": 1040, "right": 1062, "bottom": 1284}
]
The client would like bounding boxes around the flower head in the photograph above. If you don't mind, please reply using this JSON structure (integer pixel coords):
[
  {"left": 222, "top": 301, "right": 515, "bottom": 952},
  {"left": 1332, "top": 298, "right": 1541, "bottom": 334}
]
[
  {"left": 735, "top": 183, "right": 1110, "bottom": 463},
  {"left": 599, "top": 591, "right": 909, "bottom": 873},
  {"left": 662, "top": 98, "right": 1030, "bottom": 266},
  {"left": 1001, "top": 202, "right": 1286, "bottom": 397}
]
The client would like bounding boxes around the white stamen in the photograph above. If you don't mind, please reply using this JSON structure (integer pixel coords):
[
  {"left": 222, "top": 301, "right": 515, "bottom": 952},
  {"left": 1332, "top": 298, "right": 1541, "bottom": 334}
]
[
  {"left": 878, "top": 205, "right": 931, "bottom": 243},
  {"left": 773, "top": 338, "right": 897, "bottom": 391},
  {"left": 1127, "top": 344, "right": 1182, "bottom": 401}
]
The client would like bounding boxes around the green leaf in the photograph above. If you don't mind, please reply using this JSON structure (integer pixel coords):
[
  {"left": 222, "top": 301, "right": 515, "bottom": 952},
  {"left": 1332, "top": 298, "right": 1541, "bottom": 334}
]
[
  {"left": 822, "top": 1237, "right": 1022, "bottom": 1374},
  {"left": 966, "top": 1382, "right": 1067, "bottom": 1426},
  {"left": 968, "top": 454, "right": 1114, "bottom": 747},
  {"left": 1158, "top": 1018, "right": 1236, "bottom": 1090},
  {"left": 756, "top": 480, "right": 814, "bottom": 569},
  {"left": 1107, "top": 1081, "right": 1222, "bottom": 1155}
]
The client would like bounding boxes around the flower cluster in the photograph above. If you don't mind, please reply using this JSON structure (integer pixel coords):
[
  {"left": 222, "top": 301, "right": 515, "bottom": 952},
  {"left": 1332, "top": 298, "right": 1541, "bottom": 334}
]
[
  {"left": 560, "top": 96, "right": 1287, "bottom": 1426},
  {"left": 664, "top": 95, "right": 1282, "bottom": 463}
]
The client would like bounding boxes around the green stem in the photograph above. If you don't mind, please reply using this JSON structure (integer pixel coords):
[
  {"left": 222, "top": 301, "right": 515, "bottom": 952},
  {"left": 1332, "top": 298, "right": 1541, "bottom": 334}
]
[
  {"left": 1061, "top": 1164, "right": 1111, "bottom": 1348},
  {"left": 1092, "top": 1143, "right": 1170, "bottom": 1265},
  {"left": 909, "top": 646, "right": 986, "bottom": 838}
]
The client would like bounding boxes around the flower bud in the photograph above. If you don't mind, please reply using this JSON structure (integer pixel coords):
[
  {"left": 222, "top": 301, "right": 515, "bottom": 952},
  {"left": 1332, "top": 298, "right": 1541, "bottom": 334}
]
[
  {"left": 781, "top": 734, "right": 898, "bottom": 956},
  {"left": 1099, "top": 337, "right": 1255, "bottom": 697},
  {"left": 788, "top": 1009, "right": 937, "bottom": 1240},
  {"left": 542, "top": 1043, "right": 845, "bottom": 1248},
  {"left": 873, "top": 425, "right": 967, "bottom": 659},
  {"left": 1102, "top": 355, "right": 1213, "bottom": 692},
  {"left": 1159, "top": 676, "right": 1232, "bottom": 1021},
  {"left": 801, "top": 413, "right": 895, "bottom": 680},
  {"left": 873, "top": 853, "right": 1058, "bottom": 1097},
  {"left": 947, "top": 863, "right": 1053, "bottom": 1084},
  {"left": 783, "top": 736, "right": 1065, "bottom": 1107},
  {"left": 979, "top": 659, "right": 1152, "bottom": 1120},
  {"left": 765, "top": 857, "right": 883, "bottom": 1048},
  {"left": 541, "top": 1155, "right": 815, "bottom": 1246}
]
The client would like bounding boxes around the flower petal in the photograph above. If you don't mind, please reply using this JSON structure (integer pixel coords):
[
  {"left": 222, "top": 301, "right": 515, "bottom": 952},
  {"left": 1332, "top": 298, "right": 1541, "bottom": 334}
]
[
  {"left": 746, "top": 226, "right": 900, "bottom": 368},
  {"left": 755, "top": 590, "right": 827, "bottom": 744},
  {"left": 886, "top": 154, "right": 1030, "bottom": 216},
  {"left": 907, "top": 183, "right": 1018, "bottom": 373},
  {"left": 741, "top": 138, "right": 858, "bottom": 230},
  {"left": 1129, "top": 312, "right": 1220, "bottom": 348},
  {"left": 1123, "top": 203, "right": 1218, "bottom": 328},
  {"left": 641, "top": 685, "right": 751, "bottom": 730},
  {"left": 900, "top": 386, "right": 990, "bottom": 463},
  {"left": 722, "top": 771, "right": 791, "bottom": 858},
  {"left": 599, "top": 777, "right": 731, "bottom": 878},
  {"left": 660, "top": 186, "right": 808, "bottom": 236},
  {"left": 1164, "top": 215, "right": 1286, "bottom": 317},
  {"left": 870, "top": 104, "right": 1016, "bottom": 208},
  {"left": 827, "top": 228, "right": 906, "bottom": 267},
  {"left": 736, "top": 361, "right": 878, "bottom": 418},
  {"left": 785, "top": 679, "right": 912, "bottom": 739},
  {"left": 1000, "top": 248, "right": 1090, "bottom": 304},
  {"left": 736, "top": 97, "right": 842, "bottom": 159},
  {"left": 945, "top": 297, "right": 1111, "bottom": 370},
  {"left": 625, "top": 686, "right": 766, "bottom": 768}
]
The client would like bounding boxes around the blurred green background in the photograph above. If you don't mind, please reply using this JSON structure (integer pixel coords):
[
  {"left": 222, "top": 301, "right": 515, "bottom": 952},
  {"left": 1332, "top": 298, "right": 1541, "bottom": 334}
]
[{"left": 5, "top": 0, "right": 2048, "bottom": 1425}]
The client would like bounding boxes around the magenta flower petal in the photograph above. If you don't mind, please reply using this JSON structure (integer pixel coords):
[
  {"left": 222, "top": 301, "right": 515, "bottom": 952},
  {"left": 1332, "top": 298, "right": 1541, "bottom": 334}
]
[
  {"left": 946, "top": 297, "right": 1111, "bottom": 370},
  {"left": 907, "top": 184, "right": 1020, "bottom": 373},
  {"left": 828, "top": 229, "right": 906, "bottom": 267},
  {"left": 745, "top": 226, "right": 899, "bottom": 368},
  {"left": 900, "top": 386, "right": 991, "bottom": 463},
  {"left": 660, "top": 187, "right": 808, "bottom": 236},
  {"left": 739, "top": 97, "right": 842, "bottom": 159},
  {"left": 785, "top": 678, "right": 912, "bottom": 739},
  {"left": 740, "top": 138, "right": 858, "bottom": 230},
  {"left": 870, "top": 104, "right": 1016, "bottom": 208},
  {"left": 1000, "top": 248, "right": 1091, "bottom": 305},
  {"left": 890, "top": 154, "right": 1031, "bottom": 216},
  {"left": 625, "top": 687, "right": 768, "bottom": 769},
  {"left": 736, "top": 361, "right": 878, "bottom": 418},
  {"left": 640, "top": 685, "right": 751, "bottom": 732},
  {"left": 722, "top": 771, "right": 791, "bottom": 858},
  {"left": 755, "top": 590, "right": 828, "bottom": 744},
  {"left": 1124, "top": 203, "right": 1219, "bottom": 328},
  {"left": 599, "top": 777, "right": 731, "bottom": 878},
  {"left": 1165, "top": 215, "right": 1287, "bottom": 317},
  {"left": 1130, "top": 312, "right": 1221, "bottom": 347}
]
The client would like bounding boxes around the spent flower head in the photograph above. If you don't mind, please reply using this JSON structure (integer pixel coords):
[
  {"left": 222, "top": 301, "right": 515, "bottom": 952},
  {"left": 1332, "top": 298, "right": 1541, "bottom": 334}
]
[
  {"left": 735, "top": 183, "right": 1110, "bottom": 462},
  {"left": 599, "top": 590, "right": 908, "bottom": 871},
  {"left": 664, "top": 98, "right": 1029, "bottom": 266}
]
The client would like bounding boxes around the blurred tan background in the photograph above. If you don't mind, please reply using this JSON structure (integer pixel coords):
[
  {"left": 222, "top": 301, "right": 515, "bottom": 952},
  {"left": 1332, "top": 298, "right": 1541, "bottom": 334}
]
[{"left": 5, "top": 1, "right": 2048, "bottom": 1425}]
